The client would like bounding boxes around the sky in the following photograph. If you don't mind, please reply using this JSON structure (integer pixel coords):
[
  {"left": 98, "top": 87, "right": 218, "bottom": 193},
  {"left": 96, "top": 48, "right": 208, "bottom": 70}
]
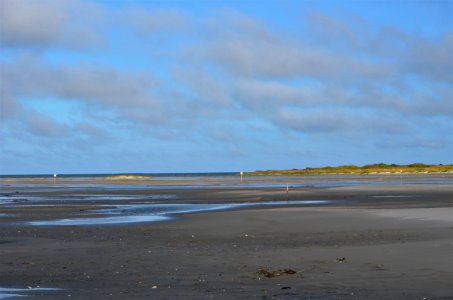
[{"left": 0, "top": 0, "right": 452, "bottom": 174}]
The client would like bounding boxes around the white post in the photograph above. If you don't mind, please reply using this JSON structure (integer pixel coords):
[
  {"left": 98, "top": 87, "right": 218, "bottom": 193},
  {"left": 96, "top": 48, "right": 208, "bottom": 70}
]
[
  {"left": 240, "top": 172, "right": 243, "bottom": 183},
  {"left": 286, "top": 184, "right": 289, "bottom": 200},
  {"left": 53, "top": 173, "right": 57, "bottom": 184},
  {"left": 400, "top": 170, "right": 403, "bottom": 185}
]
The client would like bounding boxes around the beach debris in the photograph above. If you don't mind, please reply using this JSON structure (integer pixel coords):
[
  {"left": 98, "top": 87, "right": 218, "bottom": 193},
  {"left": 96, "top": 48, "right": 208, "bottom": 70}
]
[
  {"left": 336, "top": 257, "right": 346, "bottom": 263},
  {"left": 152, "top": 285, "right": 157, "bottom": 289},
  {"left": 255, "top": 268, "right": 297, "bottom": 278},
  {"left": 281, "top": 286, "right": 292, "bottom": 290}
]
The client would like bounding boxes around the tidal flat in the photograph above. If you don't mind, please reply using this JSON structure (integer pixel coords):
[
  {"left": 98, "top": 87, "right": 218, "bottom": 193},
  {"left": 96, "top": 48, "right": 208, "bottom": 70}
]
[{"left": 0, "top": 174, "right": 452, "bottom": 299}]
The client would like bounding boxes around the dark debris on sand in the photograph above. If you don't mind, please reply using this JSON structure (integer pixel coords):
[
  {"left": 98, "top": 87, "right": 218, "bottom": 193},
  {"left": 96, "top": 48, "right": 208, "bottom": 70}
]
[{"left": 255, "top": 268, "right": 297, "bottom": 278}]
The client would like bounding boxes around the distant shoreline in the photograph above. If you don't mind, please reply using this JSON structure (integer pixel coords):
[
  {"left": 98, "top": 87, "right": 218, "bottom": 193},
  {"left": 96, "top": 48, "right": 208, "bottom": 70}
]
[
  {"left": 244, "top": 163, "right": 453, "bottom": 176},
  {"left": 1, "top": 164, "right": 453, "bottom": 178},
  {"left": 0, "top": 172, "right": 237, "bottom": 179}
]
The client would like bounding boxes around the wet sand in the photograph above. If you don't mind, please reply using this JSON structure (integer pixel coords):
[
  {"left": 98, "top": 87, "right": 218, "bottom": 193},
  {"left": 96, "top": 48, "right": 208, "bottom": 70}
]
[{"left": 0, "top": 175, "right": 452, "bottom": 299}]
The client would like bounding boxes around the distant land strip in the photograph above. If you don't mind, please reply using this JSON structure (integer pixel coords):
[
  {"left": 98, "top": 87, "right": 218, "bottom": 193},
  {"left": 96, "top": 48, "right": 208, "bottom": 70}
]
[
  {"left": 244, "top": 163, "right": 453, "bottom": 175},
  {"left": 105, "top": 175, "right": 150, "bottom": 180}
]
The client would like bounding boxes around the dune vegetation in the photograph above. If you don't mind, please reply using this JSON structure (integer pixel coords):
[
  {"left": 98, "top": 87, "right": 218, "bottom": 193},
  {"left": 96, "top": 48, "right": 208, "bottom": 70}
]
[{"left": 244, "top": 163, "right": 453, "bottom": 176}]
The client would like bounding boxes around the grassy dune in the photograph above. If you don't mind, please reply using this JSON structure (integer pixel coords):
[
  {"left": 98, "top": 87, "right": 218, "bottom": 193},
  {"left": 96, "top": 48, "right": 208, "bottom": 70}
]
[{"left": 244, "top": 163, "right": 453, "bottom": 175}]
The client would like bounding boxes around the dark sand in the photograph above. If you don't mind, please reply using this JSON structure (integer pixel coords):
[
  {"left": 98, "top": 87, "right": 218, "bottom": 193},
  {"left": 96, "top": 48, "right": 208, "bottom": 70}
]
[{"left": 0, "top": 175, "right": 452, "bottom": 299}]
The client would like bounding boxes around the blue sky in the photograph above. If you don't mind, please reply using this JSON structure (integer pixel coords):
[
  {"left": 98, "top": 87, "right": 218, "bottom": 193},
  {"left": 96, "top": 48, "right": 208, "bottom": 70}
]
[{"left": 0, "top": 0, "right": 452, "bottom": 174}]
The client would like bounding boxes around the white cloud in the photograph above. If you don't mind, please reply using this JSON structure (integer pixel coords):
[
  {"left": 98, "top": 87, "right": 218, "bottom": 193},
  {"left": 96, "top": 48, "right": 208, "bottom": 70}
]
[
  {"left": 118, "top": 8, "right": 188, "bottom": 35},
  {"left": 0, "top": 0, "right": 67, "bottom": 47},
  {"left": 404, "top": 32, "right": 453, "bottom": 83},
  {"left": 1, "top": 55, "right": 157, "bottom": 107},
  {"left": 0, "top": 0, "right": 107, "bottom": 49}
]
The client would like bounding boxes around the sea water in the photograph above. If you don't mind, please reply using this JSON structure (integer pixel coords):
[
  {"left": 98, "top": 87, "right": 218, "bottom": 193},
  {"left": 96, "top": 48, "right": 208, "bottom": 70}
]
[{"left": 28, "top": 200, "right": 331, "bottom": 226}]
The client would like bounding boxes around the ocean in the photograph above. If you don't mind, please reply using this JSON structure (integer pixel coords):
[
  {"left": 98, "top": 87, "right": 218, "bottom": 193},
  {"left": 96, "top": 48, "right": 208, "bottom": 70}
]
[{"left": 0, "top": 172, "right": 238, "bottom": 179}]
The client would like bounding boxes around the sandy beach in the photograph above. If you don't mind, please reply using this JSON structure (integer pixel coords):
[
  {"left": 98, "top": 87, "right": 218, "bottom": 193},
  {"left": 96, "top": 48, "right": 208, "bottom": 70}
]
[{"left": 0, "top": 174, "right": 452, "bottom": 299}]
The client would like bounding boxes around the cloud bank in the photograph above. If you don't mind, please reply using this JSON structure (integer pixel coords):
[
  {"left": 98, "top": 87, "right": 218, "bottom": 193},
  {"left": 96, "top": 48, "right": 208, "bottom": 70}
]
[{"left": 1, "top": 0, "right": 452, "bottom": 173}]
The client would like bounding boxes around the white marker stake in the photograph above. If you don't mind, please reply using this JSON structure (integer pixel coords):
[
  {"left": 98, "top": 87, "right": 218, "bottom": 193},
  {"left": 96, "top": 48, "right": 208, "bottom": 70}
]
[
  {"left": 53, "top": 174, "right": 57, "bottom": 184},
  {"left": 286, "top": 184, "right": 289, "bottom": 200},
  {"left": 240, "top": 171, "right": 243, "bottom": 183},
  {"left": 400, "top": 170, "right": 403, "bottom": 185}
]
